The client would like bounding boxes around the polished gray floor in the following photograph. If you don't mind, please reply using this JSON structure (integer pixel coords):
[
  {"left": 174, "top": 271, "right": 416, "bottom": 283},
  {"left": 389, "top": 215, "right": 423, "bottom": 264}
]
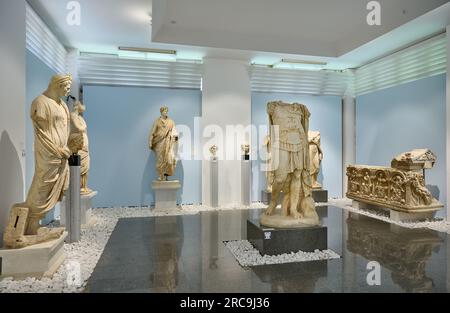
[{"left": 85, "top": 206, "right": 449, "bottom": 293}]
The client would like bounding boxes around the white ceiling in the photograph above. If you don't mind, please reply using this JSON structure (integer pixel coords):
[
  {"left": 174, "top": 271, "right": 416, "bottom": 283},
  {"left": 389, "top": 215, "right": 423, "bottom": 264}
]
[{"left": 28, "top": 0, "right": 450, "bottom": 69}]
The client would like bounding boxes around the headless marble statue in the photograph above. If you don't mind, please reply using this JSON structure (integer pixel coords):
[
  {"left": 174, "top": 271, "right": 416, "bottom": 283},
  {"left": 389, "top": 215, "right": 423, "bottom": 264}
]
[{"left": 3, "top": 74, "right": 72, "bottom": 249}]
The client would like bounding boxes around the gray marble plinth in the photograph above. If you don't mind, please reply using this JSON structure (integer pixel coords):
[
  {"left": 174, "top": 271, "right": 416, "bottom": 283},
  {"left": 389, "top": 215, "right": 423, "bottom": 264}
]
[
  {"left": 352, "top": 200, "right": 436, "bottom": 222},
  {"left": 247, "top": 219, "right": 327, "bottom": 255},
  {"left": 152, "top": 180, "right": 181, "bottom": 210}
]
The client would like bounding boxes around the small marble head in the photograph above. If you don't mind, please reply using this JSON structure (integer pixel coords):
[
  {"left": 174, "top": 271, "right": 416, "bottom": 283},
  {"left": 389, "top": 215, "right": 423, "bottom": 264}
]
[{"left": 160, "top": 106, "right": 169, "bottom": 118}]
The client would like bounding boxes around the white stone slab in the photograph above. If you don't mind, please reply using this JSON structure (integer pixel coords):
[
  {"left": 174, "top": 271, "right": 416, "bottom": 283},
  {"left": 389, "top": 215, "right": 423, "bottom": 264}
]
[
  {"left": 152, "top": 180, "right": 181, "bottom": 210},
  {"left": 0, "top": 232, "right": 67, "bottom": 279}
]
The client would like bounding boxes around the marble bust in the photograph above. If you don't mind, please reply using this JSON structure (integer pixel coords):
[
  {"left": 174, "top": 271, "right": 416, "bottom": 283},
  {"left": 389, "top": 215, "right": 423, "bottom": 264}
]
[
  {"left": 68, "top": 100, "right": 92, "bottom": 194},
  {"left": 209, "top": 145, "right": 218, "bottom": 159},
  {"left": 148, "top": 106, "right": 179, "bottom": 181},
  {"left": 3, "top": 74, "right": 72, "bottom": 248},
  {"left": 261, "top": 101, "right": 319, "bottom": 227}
]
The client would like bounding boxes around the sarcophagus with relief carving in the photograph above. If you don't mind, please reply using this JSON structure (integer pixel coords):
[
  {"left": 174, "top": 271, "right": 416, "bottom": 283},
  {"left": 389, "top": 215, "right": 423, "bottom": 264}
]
[{"left": 346, "top": 149, "right": 443, "bottom": 213}]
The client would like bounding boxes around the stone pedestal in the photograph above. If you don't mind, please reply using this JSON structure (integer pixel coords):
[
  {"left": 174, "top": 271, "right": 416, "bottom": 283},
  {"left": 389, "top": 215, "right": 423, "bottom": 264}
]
[
  {"left": 352, "top": 200, "right": 437, "bottom": 222},
  {"left": 247, "top": 219, "right": 327, "bottom": 255},
  {"left": 80, "top": 191, "right": 97, "bottom": 225},
  {"left": 210, "top": 159, "right": 219, "bottom": 208},
  {"left": 241, "top": 160, "right": 251, "bottom": 206},
  {"left": 0, "top": 232, "right": 67, "bottom": 279},
  {"left": 152, "top": 180, "right": 181, "bottom": 210},
  {"left": 261, "top": 189, "right": 328, "bottom": 205},
  {"left": 312, "top": 189, "right": 328, "bottom": 203},
  {"left": 61, "top": 191, "right": 97, "bottom": 227}
]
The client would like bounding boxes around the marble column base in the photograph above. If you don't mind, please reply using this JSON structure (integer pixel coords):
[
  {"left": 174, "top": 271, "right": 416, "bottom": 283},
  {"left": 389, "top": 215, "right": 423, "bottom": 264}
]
[
  {"left": 152, "top": 180, "right": 181, "bottom": 210},
  {"left": 0, "top": 232, "right": 67, "bottom": 279},
  {"left": 247, "top": 219, "right": 327, "bottom": 255}
]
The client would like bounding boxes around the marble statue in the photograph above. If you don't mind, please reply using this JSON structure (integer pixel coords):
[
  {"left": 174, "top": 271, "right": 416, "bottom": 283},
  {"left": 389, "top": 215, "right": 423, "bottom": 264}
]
[
  {"left": 68, "top": 100, "right": 91, "bottom": 194},
  {"left": 262, "top": 101, "right": 319, "bottom": 227},
  {"left": 241, "top": 144, "right": 250, "bottom": 156},
  {"left": 346, "top": 149, "right": 443, "bottom": 213},
  {"left": 308, "top": 131, "right": 323, "bottom": 189},
  {"left": 149, "top": 106, "right": 178, "bottom": 181},
  {"left": 209, "top": 145, "right": 218, "bottom": 159},
  {"left": 3, "top": 74, "right": 72, "bottom": 249}
]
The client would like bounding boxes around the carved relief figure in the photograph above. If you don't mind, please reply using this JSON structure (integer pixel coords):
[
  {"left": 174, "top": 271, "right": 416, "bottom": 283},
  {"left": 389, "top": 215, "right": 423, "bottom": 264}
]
[
  {"left": 263, "top": 101, "right": 318, "bottom": 226},
  {"left": 3, "top": 74, "right": 72, "bottom": 248},
  {"left": 68, "top": 100, "right": 91, "bottom": 194},
  {"left": 308, "top": 131, "right": 323, "bottom": 189},
  {"left": 148, "top": 106, "right": 178, "bottom": 181}
]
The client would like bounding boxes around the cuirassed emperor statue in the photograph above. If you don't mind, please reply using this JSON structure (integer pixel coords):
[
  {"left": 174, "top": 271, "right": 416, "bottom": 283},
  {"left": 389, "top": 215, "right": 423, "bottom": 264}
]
[
  {"left": 148, "top": 106, "right": 179, "bottom": 181},
  {"left": 261, "top": 101, "right": 319, "bottom": 227}
]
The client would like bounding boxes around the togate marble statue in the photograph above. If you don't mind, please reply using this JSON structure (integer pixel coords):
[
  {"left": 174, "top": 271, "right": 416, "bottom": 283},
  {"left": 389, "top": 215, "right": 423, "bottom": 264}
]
[
  {"left": 261, "top": 101, "right": 319, "bottom": 227},
  {"left": 308, "top": 131, "right": 323, "bottom": 189},
  {"left": 3, "top": 74, "right": 72, "bottom": 249},
  {"left": 346, "top": 149, "right": 443, "bottom": 213},
  {"left": 68, "top": 100, "right": 92, "bottom": 194},
  {"left": 148, "top": 106, "right": 179, "bottom": 181}
]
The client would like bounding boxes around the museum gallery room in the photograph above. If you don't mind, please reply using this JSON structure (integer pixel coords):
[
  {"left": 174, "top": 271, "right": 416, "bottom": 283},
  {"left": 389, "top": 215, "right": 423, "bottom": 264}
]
[{"left": 0, "top": 0, "right": 450, "bottom": 295}]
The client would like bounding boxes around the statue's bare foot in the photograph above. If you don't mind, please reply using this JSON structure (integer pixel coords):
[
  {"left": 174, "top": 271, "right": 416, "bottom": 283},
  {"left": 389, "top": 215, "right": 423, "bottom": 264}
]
[
  {"left": 291, "top": 212, "right": 302, "bottom": 219},
  {"left": 36, "top": 227, "right": 65, "bottom": 241}
]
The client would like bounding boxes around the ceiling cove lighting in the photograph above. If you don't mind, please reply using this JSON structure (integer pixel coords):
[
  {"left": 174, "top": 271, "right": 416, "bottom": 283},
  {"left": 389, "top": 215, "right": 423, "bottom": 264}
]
[
  {"left": 273, "top": 59, "right": 328, "bottom": 71},
  {"left": 118, "top": 47, "right": 177, "bottom": 61}
]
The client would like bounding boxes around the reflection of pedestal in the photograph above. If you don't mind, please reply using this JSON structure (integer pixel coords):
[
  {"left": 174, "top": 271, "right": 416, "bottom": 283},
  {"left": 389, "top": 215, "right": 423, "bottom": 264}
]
[
  {"left": 0, "top": 232, "right": 67, "bottom": 279},
  {"left": 247, "top": 219, "right": 327, "bottom": 255},
  {"left": 152, "top": 180, "right": 181, "bottom": 210},
  {"left": 261, "top": 189, "right": 328, "bottom": 205},
  {"left": 210, "top": 159, "right": 219, "bottom": 208},
  {"left": 241, "top": 160, "right": 251, "bottom": 206}
]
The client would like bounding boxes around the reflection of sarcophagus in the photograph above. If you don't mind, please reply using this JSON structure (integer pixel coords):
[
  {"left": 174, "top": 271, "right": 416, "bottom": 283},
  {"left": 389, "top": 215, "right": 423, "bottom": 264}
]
[
  {"left": 346, "top": 149, "right": 443, "bottom": 214},
  {"left": 347, "top": 213, "right": 443, "bottom": 292}
]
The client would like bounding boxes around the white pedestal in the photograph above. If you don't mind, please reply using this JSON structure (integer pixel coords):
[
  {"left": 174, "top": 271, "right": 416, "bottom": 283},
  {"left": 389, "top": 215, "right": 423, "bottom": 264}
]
[
  {"left": 61, "top": 191, "right": 97, "bottom": 227},
  {"left": 0, "top": 232, "right": 67, "bottom": 279},
  {"left": 210, "top": 159, "right": 219, "bottom": 208},
  {"left": 241, "top": 160, "right": 251, "bottom": 206},
  {"left": 152, "top": 180, "right": 181, "bottom": 210}
]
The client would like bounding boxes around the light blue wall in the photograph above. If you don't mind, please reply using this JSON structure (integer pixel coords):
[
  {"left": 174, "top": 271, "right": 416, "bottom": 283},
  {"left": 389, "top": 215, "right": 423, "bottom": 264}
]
[
  {"left": 356, "top": 74, "right": 446, "bottom": 217},
  {"left": 83, "top": 85, "right": 202, "bottom": 208},
  {"left": 251, "top": 92, "right": 343, "bottom": 201},
  {"left": 26, "top": 50, "right": 58, "bottom": 223}
]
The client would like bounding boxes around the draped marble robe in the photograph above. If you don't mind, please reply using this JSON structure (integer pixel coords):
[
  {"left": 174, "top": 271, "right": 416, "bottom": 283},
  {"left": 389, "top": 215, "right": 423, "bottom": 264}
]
[
  {"left": 149, "top": 117, "right": 178, "bottom": 179},
  {"left": 25, "top": 94, "right": 70, "bottom": 221}
]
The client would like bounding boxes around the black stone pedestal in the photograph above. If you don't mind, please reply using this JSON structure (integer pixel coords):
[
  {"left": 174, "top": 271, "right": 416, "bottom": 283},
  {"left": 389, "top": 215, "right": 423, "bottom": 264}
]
[
  {"left": 262, "top": 189, "right": 328, "bottom": 205},
  {"left": 312, "top": 189, "right": 328, "bottom": 203},
  {"left": 247, "top": 219, "right": 327, "bottom": 255}
]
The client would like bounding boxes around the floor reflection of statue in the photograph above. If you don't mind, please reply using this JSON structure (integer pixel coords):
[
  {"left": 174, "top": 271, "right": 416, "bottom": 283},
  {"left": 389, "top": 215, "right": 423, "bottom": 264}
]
[
  {"left": 3, "top": 74, "right": 72, "bottom": 248},
  {"left": 68, "top": 100, "right": 92, "bottom": 194},
  {"left": 151, "top": 216, "right": 182, "bottom": 292},
  {"left": 262, "top": 101, "right": 319, "bottom": 227},
  {"left": 346, "top": 213, "right": 443, "bottom": 292},
  {"left": 148, "top": 106, "right": 178, "bottom": 181},
  {"left": 308, "top": 131, "right": 323, "bottom": 189}
]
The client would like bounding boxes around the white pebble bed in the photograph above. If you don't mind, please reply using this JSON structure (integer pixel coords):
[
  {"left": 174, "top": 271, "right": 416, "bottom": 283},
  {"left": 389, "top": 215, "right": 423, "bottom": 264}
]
[
  {"left": 225, "top": 240, "right": 340, "bottom": 267},
  {"left": 328, "top": 198, "right": 450, "bottom": 234},
  {"left": 0, "top": 204, "right": 264, "bottom": 293}
]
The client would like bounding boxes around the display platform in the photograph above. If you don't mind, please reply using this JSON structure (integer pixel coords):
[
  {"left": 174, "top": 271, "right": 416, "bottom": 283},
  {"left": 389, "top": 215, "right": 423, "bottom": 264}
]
[
  {"left": 352, "top": 200, "right": 437, "bottom": 222},
  {"left": 261, "top": 189, "right": 328, "bottom": 205},
  {"left": 247, "top": 219, "right": 327, "bottom": 255},
  {"left": 61, "top": 190, "right": 97, "bottom": 227},
  {"left": 152, "top": 180, "right": 181, "bottom": 209},
  {"left": 0, "top": 232, "right": 67, "bottom": 279}
]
